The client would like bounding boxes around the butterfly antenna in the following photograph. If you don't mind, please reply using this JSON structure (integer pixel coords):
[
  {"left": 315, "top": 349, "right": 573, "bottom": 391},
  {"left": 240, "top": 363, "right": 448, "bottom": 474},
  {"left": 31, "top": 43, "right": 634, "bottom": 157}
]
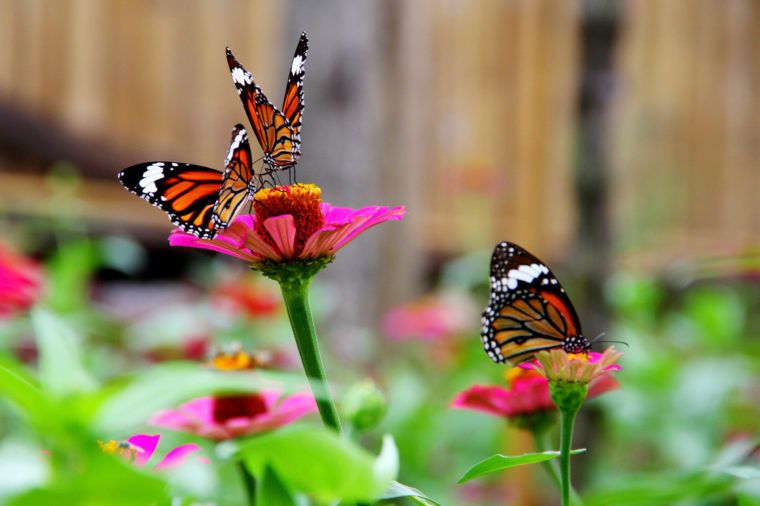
[
  {"left": 589, "top": 332, "right": 629, "bottom": 349},
  {"left": 597, "top": 340, "right": 630, "bottom": 348}
]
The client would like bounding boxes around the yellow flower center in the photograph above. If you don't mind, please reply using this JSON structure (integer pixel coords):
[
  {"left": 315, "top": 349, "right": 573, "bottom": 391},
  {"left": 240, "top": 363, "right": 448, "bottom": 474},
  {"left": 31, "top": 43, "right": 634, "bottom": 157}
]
[
  {"left": 98, "top": 440, "right": 137, "bottom": 460},
  {"left": 567, "top": 352, "right": 590, "bottom": 362},
  {"left": 253, "top": 184, "right": 326, "bottom": 256}
]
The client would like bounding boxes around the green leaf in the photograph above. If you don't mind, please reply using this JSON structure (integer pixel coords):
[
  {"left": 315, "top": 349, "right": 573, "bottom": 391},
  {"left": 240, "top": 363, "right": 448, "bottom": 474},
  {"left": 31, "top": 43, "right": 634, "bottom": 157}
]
[
  {"left": 8, "top": 452, "right": 167, "bottom": 506},
  {"left": 584, "top": 470, "right": 733, "bottom": 506},
  {"left": 92, "top": 362, "right": 307, "bottom": 434},
  {"left": 257, "top": 466, "right": 297, "bottom": 506},
  {"left": 240, "top": 426, "right": 397, "bottom": 502},
  {"left": 458, "top": 449, "right": 587, "bottom": 484},
  {"left": 0, "top": 355, "right": 50, "bottom": 428},
  {"left": 31, "top": 309, "right": 96, "bottom": 397},
  {"left": 44, "top": 238, "right": 101, "bottom": 314},
  {"left": 380, "top": 481, "right": 441, "bottom": 505}
]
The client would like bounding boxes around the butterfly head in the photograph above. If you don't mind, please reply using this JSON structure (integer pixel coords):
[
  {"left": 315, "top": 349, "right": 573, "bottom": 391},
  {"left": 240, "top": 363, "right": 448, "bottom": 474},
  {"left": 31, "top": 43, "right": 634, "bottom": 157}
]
[{"left": 562, "top": 334, "right": 591, "bottom": 355}]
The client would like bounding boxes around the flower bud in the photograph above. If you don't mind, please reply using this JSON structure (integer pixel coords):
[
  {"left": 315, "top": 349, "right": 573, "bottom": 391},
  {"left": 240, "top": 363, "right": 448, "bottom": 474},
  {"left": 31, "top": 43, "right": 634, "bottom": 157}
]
[{"left": 342, "top": 379, "right": 387, "bottom": 432}]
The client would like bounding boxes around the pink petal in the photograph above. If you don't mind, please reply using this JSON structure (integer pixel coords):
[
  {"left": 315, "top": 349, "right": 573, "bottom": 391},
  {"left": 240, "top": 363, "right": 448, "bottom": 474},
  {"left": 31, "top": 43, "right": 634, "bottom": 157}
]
[
  {"left": 259, "top": 389, "right": 283, "bottom": 408},
  {"left": 240, "top": 226, "right": 283, "bottom": 261},
  {"left": 176, "top": 397, "right": 216, "bottom": 426},
  {"left": 263, "top": 215, "right": 296, "bottom": 258},
  {"left": 169, "top": 231, "right": 258, "bottom": 263},
  {"left": 320, "top": 203, "right": 356, "bottom": 223},
  {"left": 330, "top": 206, "right": 407, "bottom": 252},
  {"left": 588, "top": 374, "right": 619, "bottom": 398},
  {"left": 230, "top": 394, "right": 316, "bottom": 435},
  {"left": 451, "top": 385, "right": 515, "bottom": 418},
  {"left": 127, "top": 434, "right": 160, "bottom": 466},
  {"left": 149, "top": 408, "right": 197, "bottom": 433},
  {"left": 299, "top": 222, "right": 352, "bottom": 258},
  {"left": 155, "top": 443, "right": 203, "bottom": 470}
]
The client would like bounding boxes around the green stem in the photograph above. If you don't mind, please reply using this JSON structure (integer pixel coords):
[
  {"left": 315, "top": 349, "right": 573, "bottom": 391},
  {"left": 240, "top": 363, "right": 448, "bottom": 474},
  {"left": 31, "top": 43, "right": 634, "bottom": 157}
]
[
  {"left": 279, "top": 279, "right": 343, "bottom": 433},
  {"left": 238, "top": 462, "right": 257, "bottom": 506},
  {"left": 535, "top": 429, "right": 584, "bottom": 505},
  {"left": 558, "top": 406, "right": 580, "bottom": 506}
]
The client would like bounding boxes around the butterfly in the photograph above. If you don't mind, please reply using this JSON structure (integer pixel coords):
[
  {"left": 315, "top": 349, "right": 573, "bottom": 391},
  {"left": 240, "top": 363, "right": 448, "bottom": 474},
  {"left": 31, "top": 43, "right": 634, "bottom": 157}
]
[
  {"left": 226, "top": 32, "right": 308, "bottom": 172},
  {"left": 481, "top": 241, "right": 591, "bottom": 365},
  {"left": 118, "top": 124, "right": 255, "bottom": 239}
]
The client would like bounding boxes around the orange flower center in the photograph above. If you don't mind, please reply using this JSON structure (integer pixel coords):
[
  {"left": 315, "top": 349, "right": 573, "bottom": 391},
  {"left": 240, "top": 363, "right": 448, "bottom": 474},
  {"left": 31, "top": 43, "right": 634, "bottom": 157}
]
[
  {"left": 209, "top": 350, "right": 256, "bottom": 371},
  {"left": 253, "top": 184, "right": 326, "bottom": 256}
]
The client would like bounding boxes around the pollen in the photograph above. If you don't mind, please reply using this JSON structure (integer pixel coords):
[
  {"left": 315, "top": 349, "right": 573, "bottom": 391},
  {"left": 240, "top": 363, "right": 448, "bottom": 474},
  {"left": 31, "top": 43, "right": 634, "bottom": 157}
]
[
  {"left": 98, "top": 440, "right": 137, "bottom": 461},
  {"left": 253, "top": 183, "right": 326, "bottom": 256}
]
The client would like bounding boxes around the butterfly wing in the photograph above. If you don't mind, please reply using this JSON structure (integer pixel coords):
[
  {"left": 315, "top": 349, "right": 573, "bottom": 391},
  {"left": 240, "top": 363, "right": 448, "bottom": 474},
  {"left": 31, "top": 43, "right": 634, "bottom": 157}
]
[
  {"left": 118, "top": 162, "right": 222, "bottom": 239},
  {"left": 213, "top": 124, "right": 254, "bottom": 228},
  {"left": 226, "top": 47, "right": 300, "bottom": 169},
  {"left": 281, "top": 32, "right": 308, "bottom": 138},
  {"left": 481, "top": 241, "right": 584, "bottom": 365}
]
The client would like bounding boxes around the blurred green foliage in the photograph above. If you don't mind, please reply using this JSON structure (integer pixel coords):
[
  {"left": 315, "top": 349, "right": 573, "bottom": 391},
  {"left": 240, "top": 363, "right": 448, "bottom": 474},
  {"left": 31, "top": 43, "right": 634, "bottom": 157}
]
[{"left": 2, "top": 233, "right": 760, "bottom": 505}]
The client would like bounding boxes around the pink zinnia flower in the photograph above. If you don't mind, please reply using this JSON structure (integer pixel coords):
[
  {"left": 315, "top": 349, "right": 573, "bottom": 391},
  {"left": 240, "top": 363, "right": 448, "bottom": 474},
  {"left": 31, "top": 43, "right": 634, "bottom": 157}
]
[
  {"left": 149, "top": 390, "right": 317, "bottom": 441},
  {"left": 382, "top": 291, "right": 475, "bottom": 342},
  {"left": 100, "top": 434, "right": 208, "bottom": 470},
  {"left": 452, "top": 366, "right": 618, "bottom": 421},
  {"left": 0, "top": 242, "right": 43, "bottom": 318},
  {"left": 169, "top": 184, "right": 406, "bottom": 263}
]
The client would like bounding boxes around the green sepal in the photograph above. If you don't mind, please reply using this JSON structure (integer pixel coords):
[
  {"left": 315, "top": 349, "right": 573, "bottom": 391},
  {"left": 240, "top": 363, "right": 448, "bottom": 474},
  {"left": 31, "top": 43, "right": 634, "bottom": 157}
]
[
  {"left": 252, "top": 256, "right": 333, "bottom": 289},
  {"left": 548, "top": 380, "right": 589, "bottom": 413}
]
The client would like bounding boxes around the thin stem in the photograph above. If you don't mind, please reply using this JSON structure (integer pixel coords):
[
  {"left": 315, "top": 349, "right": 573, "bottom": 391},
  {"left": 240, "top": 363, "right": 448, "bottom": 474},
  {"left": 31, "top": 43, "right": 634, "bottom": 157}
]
[
  {"left": 558, "top": 407, "right": 580, "bottom": 506},
  {"left": 535, "top": 429, "right": 584, "bottom": 505},
  {"left": 279, "top": 280, "right": 343, "bottom": 433},
  {"left": 238, "top": 461, "right": 257, "bottom": 506}
]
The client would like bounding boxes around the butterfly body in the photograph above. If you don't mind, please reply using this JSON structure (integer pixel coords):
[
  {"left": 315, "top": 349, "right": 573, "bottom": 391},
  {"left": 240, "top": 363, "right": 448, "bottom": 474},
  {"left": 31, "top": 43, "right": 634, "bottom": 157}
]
[
  {"left": 481, "top": 241, "right": 591, "bottom": 365},
  {"left": 226, "top": 32, "right": 308, "bottom": 172},
  {"left": 118, "top": 124, "right": 254, "bottom": 239}
]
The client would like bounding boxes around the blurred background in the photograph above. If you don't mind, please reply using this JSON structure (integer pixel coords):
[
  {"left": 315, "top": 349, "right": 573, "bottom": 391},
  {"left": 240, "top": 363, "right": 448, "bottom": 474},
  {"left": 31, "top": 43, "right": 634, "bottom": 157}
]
[{"left": 1, "top": 0, "right": 760, "bottom": 504}]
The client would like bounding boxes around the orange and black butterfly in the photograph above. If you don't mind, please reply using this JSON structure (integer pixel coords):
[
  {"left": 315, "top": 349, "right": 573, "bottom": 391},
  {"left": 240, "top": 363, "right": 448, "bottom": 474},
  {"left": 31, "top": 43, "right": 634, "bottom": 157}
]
[
  {"left": 226, "top": 32, "right": 308, "bottom": 171},
  {"left": 118, "top": 124, "right": 255, "bottom": 239},
  {"left": 481, "top": 241, "right": 591, "bottom": 365}
]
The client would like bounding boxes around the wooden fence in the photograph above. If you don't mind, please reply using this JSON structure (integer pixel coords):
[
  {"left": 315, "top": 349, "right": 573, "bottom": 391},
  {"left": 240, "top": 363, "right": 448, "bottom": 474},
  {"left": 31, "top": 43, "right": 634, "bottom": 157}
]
[{"left": 0, "top": 0, "right": 759, "bottom": 290}]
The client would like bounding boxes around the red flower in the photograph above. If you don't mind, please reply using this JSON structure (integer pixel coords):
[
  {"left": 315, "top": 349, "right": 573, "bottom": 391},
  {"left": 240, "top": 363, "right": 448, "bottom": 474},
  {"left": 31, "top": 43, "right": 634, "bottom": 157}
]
[
  {"left": 0, "top": 242, "right": 43, "bottom": 318},
  {"left": 212, "top": 279, "right": 280, "bottom": 318},
  {"left": 452, "top": 367, "right": 618, "bottom": 422}
]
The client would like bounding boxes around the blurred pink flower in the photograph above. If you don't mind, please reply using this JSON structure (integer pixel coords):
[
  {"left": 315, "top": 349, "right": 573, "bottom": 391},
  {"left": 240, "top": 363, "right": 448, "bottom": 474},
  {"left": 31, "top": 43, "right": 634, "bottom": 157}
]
[
  {"left": 149, "top": 390, "right": 317, "bottom": 441},
  {"left": 100, "top": 434, "right": 209, "bottom": 470},
  {"left": 212, "top": 279, "right": 281, "bottom": 318},
  {"left": 169, "top": 184, "right": 406, "bottom": 263},
  {"left": 382, "top": 291, "right": 475, "bottom": 342},
  {"left": 0, "top": 242, "right": 43, "bottom": 318},
  {"left": 452, "top": 367, "right": 618, "bottom": 420}
]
